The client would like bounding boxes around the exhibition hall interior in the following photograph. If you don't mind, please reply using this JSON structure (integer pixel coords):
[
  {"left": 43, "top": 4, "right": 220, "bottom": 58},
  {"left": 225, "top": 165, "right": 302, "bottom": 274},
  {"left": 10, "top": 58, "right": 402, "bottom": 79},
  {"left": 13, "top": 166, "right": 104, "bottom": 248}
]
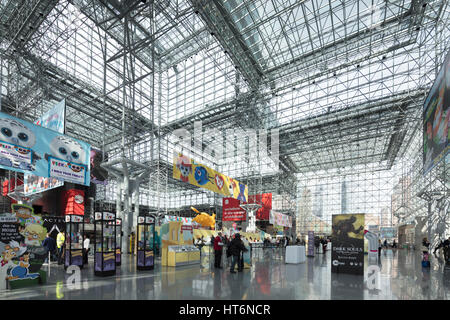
[{"left": 0, "top": 0, "right": 448, "bottom": 301}]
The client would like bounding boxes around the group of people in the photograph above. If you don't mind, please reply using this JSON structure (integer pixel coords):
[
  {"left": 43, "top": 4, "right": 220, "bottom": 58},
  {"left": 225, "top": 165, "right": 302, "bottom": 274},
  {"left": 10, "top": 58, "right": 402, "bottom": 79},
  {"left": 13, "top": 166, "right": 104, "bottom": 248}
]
[
  {"left": 42, "top": 230, "right": 91, "bottom": 266},
  {"left": 314, "top": 237, "right": 329, "bottom": 253},
  {"left": 431, "top": 236, "right": 450, "bottom": 261},
  {"left": 194, "top": 232, "right": 249, "bottom": 273}
]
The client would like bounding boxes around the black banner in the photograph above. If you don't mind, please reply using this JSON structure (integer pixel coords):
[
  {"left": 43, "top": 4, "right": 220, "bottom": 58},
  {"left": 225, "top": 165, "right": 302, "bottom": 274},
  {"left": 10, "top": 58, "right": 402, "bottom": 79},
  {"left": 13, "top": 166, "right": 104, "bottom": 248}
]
[{"left": 331, "top": 214, "right": 365, "bottom": 275}]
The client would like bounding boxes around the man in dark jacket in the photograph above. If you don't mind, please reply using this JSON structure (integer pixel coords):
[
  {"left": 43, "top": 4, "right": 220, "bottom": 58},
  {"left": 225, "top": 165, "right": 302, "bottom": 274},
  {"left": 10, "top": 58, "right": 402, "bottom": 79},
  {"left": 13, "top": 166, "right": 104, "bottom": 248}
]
[
  {"left": 42, "top": 233, "right": 56, "bottom": 264},
  {"left": 229, "top": 234, "right": 247, "bottom": 273}
]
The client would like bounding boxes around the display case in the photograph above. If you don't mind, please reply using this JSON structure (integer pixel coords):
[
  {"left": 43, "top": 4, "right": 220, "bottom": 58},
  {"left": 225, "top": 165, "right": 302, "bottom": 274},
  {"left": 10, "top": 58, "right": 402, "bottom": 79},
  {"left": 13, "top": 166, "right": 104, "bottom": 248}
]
[
  {"left": 167, "top": 245, "right": 200, "bottom": 267},
  {"left": 137, "top": 215, "right": 155, "bottom": 270},
  {"left": 94, "top": 212, "right": 116, "bottom": 276},
  {"left": 115, "top": 218, "right": 122, "bottom": 266},
  {"left": 64, "top": 215, "right": 84, "bottom": 270}
]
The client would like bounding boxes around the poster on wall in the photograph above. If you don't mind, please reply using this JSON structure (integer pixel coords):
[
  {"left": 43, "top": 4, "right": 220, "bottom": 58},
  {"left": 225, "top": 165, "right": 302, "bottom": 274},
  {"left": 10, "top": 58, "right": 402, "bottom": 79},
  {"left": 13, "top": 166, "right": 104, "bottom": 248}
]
[
  {"left": 173, "top": 152, "right": 248, "bottom": 202},
  {"left": 331, "top": 214, "right": 365, "bottom": 275},
  {"left": 423, "top": 50, "right": 450, "bottom": 174},
  {"left": 90, "top": 148, "right": 108, "bottom": 185},
  {"left": 0, "top": 204, "right": 48, "bottom": 290},
  {"left": 0, "top": 112, "right": 91, "bottom": 185}
]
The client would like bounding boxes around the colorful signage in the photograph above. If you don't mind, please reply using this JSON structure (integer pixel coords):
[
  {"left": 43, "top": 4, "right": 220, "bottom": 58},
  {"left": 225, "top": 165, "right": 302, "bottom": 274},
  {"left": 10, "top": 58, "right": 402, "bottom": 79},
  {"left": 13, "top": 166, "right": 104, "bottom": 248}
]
[
  {"left": 34, "top": 99, "right": 66, "bottom": 133},
  {"left": 423, "top": 50, "right": 450, "bottom": 174},
  {"left": 0, "top": 112, "right": 91, "bottom": 185},
  {"left": 248, "top": 193, "right": 272, "bottom": 220},
  {"left": 0, "top": 205, "right": 48, "bottom": 290},
  {"left": 62, "top": 189, "right": 85, "bottom": 216},
  {"left": 173, "top": 152, "right": 248, "bottom": 202},
  {"left": 331, "top": 214, "right": 365, "bottom": 275},
  {"left": 23, "top": 175, "right": 63, "bottom": 196},
  {"left": 269, "top": 210, "right": 292, "bottom": 227},
  {"left": 90, "top": 148, "right": 108, "bottom": 185},
  {"left": 222, "top": 197, "right": 246, "bottom": 221}
]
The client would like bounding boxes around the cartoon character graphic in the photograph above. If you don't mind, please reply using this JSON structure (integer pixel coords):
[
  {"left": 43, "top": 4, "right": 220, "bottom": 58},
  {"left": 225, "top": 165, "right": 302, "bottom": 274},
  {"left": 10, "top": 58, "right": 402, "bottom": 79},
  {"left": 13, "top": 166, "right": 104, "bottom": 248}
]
[
  {"left": 176, "top": 154, "right": 192, "bottom": 182},
  {"left": 191, "top": 207, "right": 216, "bottom": 229},
  {"left": 228, "top": 177, "right": 237, "bottom": 196},
  {"left": 194, "top": 166, "right": 213, "bottom": 185},
  {"left": 20, "top": 224, "right": 47, "bottom": 246},
  {"left": 0, "top": 118, "right": 41, "bottom": 170},
  {"left": 45, "top": 136, "right": 87, "bottom": 168},
  {"left": 7, "top": 253, "right": 39, "bottom": 280},
  {"left": 0, "top": 241, "right": 27, "bottom": 289},
  {"left": 237, "top": 182, "right": 247, "bottom": 202}
]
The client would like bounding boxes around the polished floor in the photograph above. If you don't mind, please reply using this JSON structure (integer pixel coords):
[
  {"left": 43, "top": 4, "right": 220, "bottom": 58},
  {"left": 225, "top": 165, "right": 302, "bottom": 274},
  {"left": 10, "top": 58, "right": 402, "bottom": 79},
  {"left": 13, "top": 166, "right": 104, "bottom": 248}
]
[{"left": 1, "top": 248, "right": 449, "bottom": 300}]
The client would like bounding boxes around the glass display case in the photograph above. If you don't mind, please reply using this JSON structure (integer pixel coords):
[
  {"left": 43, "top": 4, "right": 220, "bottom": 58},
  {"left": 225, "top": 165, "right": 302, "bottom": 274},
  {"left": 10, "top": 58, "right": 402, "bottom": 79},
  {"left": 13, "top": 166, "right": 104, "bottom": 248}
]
[
  {"left": 64, "top": 215, "right": 84, "bottom": 270},
  {"left": 94, "top": 212, "right": 116, "bottom": 276},
  {"left": 115, "top": 218, "right": 122, "bottom": 266},
  {"left": 137, "top": 215, "right": 155, "bottom": 270},
  {"left": 167, "top": 245, "right": 200, "bottom": 267}
]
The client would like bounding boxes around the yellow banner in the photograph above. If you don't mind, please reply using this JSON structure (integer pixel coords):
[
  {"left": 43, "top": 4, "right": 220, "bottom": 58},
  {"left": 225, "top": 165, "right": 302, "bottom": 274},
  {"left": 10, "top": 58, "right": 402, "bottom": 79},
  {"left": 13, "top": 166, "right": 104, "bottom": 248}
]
[{"left": 173, "top": 152, "right": 248, "bottom": 202}]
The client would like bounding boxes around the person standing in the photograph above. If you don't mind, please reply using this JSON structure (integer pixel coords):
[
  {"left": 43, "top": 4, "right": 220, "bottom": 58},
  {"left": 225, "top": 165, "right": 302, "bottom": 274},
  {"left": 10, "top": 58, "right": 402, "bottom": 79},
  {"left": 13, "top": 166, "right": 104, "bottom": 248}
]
[
  {"left": 56, "top": 229, "right": 65, "bottom": 265},
  {"left": 83, "top": 235, "right": 90, "bottom": 265},
  {"left": 42, "top": 233, "right": 56, "bottom": 264},
  {"left": 229, "top": 234, "right": 247, "bottom": 273},
  {"left": 214, "top": 232, "right": 224, "bottom": 268},
  {"left": 378, "top": 239, "right": 382, "bottom": 259},
  {"left": 443, "top": 237, "right": 450, "bottom": 262}
]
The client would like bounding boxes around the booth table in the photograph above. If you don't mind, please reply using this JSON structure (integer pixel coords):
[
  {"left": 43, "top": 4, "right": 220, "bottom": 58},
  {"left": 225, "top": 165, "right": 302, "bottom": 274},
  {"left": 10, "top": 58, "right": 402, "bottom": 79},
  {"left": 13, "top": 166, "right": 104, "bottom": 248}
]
[{"left": 285, "top": 245, "right": 306, "bottom": 264}]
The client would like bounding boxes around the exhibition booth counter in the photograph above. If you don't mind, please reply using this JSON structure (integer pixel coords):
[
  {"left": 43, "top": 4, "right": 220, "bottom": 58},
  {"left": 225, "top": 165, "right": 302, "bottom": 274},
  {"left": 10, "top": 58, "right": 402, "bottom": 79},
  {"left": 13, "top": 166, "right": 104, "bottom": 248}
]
[{"left": 167, "top": 245, "right": 200, "bottom": 267}]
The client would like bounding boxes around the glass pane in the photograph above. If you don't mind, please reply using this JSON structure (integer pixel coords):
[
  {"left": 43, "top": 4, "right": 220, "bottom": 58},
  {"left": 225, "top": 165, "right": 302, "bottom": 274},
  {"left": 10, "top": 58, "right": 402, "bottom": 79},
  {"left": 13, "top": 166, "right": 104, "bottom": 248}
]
[
  {"left": 137, "top": 225, "right": 145, "bottom": 250},
  {"left": 145, "top": 225, "right": 154, "bottom": 250},
  {"left": 95, "top": 222, "right": 102, "bottom": 252},
  {"left": 103, "top": 222, "right": 115, "bottom": 252}
]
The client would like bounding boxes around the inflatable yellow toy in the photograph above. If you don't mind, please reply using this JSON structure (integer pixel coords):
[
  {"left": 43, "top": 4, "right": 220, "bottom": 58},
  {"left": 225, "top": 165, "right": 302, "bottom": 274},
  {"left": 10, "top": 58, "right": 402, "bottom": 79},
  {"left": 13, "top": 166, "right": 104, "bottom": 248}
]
[{"left": 191, "top": 207, "right": 216, "bottom": 229}]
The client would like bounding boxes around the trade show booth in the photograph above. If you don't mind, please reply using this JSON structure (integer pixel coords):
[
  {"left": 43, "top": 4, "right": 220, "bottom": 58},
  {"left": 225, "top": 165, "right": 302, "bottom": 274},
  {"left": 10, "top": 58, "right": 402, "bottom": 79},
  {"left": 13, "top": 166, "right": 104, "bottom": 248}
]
[
  {"left": 136, "top": 215, "right": 155, "bottom": 270},
  {"left": 94, "top": 212, "right": 116, "bottom": 276},
  {"left": 64, "top": 214, "right": 84, "bottom": 270}
]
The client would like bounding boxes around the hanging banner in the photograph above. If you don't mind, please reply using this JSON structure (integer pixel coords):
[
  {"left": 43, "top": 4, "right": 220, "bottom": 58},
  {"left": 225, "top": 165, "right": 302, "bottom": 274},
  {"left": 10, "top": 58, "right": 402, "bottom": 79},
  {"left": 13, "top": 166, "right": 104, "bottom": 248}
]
[
  {"left": 222, "top": 198, "right": 246, "bottom": 221},
  {"left": 173, "top": 152, "right": 248, "bottom": 202},
  {"left": 24, "top": 100, "right": 66, "bottom": 195},
  {"left": 423, "top": 50, "right": 450, "bottom": 174},
  {"left": 248, "top": 193, "right": 272, "bottom": 220},
  {"left": 269, "top": 210, "right": 292, "bottom": 227},
  {"left": 34, "top": 99, "right": 66, "bottom": 133},
  {"left": 331, "top": 214, "right": 365, "bottom": 275},
  {"left": 23, "top": 175, "right": 63, "bottom": 196},
  {"left": 0, "top": 112, "right": 90, "bottom": 185},
  {"left": 90, "top": 148, "right": 108, "bottom": 185}
]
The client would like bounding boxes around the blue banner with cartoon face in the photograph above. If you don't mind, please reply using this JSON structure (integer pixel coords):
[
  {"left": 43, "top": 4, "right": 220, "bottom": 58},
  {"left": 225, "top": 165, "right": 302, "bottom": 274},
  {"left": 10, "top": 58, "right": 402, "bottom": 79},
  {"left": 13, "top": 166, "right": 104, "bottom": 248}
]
[{"left": 0, "top": 112, "right": 90, "bottom": 186}]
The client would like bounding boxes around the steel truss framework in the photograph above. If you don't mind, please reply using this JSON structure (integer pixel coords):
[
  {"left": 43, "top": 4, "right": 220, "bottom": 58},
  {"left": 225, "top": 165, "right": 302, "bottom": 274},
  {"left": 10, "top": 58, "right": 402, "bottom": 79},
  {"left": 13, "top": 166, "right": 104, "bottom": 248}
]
[{"left": 0, "top": 0, "right": 448, "bottom": 235}]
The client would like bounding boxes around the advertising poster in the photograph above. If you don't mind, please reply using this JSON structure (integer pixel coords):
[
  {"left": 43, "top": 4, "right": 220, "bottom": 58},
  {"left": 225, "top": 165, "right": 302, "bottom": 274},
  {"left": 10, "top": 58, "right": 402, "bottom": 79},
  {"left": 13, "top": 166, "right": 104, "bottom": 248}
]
[
  {"left": 331, "top": 214, "right": 365, "bottom": 275},
  {"left": 248, "top": 193, "right": 272, "bottom": 220},
  {"left": 423, "top": 50, "right": 450, "bottom": 174},
  {"left": 270, "top": 210, "right": 292, "bottom": 227},
  {"left": 0, "top": 112, "right": 91, "bottom": 185},
  {"left": 222, "top": 197, "right": 246, "bottom": 221},
  {"left": 307, "top": 231, "right": 315, "bottom": 257},
  {"left": 90, "top": 148, "right": 108, "bottom": 185},
  {"left": 0, "top": 205, "right": 48, "bottom": 290},
  {"left": 23, "top": 175, "right": 63, "bottom": 196},
  {"left": 173, "top": 152, "right": 248, "bottom": 202}
]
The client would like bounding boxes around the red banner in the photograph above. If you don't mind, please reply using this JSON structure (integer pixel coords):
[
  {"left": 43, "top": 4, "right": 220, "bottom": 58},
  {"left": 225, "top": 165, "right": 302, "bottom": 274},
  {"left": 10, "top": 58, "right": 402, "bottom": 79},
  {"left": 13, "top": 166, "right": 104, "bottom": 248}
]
[
  {"left": 62, "top": 189, "right": 85, "bottom": 215},
  {"left": 222, "top": 197, "right": 246, "bottom": 221},
  {"left": 248, "top": 193, "right": 272, "bottom": 220}
]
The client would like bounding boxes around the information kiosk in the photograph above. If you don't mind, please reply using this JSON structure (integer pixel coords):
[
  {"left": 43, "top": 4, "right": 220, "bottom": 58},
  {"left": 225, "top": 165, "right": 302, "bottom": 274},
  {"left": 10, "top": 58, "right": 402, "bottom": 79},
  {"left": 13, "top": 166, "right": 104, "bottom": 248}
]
[
  {"left": 94, "top": 212, "right": 116, "bottom": 276},
  {"left": 137, "top": 214, "right": 155, "bottom": 270},
  {"left": 115, "top": 218, "right": 122, "bottom": 266},
  {"left": 64, "top": 215, "right": 84, "bottom": 270}
]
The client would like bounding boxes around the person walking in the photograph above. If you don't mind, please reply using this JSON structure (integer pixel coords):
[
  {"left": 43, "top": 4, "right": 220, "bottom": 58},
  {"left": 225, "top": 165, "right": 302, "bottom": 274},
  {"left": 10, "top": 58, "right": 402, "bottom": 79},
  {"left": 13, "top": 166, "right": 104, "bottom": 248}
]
[
  {"left": 214, "top": 232, "right": 224, "bottom": 268},
  {"left": 229, "top": 234, "right": 247, "bottom": 273},
  {"left": 42, "top": 233, "right": 56, "bottom": 264},
  {"left": 443, "top": 237, "right": 450, "bottom": 262},
  {"left": 83, "top": 235, "right": 90, "bottom": 265},
  {"left": 378, "top": 239, "right": 382, "bottom": 259},
  {"left": 56, "top": 229, "right": 65, "bottom": 265}
]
